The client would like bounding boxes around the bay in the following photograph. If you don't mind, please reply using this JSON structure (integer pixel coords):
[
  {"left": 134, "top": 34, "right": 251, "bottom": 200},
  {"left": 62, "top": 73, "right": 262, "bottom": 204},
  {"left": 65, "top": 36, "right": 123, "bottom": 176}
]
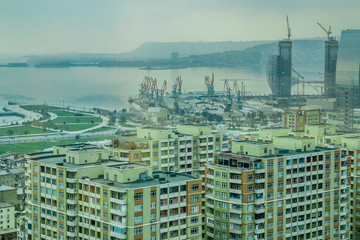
[{"left": 0, "top": 65, "right": 322, "bottom": 110}]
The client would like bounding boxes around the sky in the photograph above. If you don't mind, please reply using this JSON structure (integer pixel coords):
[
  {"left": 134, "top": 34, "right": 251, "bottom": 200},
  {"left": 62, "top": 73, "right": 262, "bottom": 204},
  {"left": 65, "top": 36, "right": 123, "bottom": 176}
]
[{"left": 0, "top": 0, "right": 359, "bottom": 54}]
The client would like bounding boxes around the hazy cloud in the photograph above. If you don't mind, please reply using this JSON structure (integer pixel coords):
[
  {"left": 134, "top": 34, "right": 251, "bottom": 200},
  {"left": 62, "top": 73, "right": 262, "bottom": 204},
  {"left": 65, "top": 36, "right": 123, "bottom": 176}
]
[{"left": 0, "top": 0, "right": 359, "bottom": 54}]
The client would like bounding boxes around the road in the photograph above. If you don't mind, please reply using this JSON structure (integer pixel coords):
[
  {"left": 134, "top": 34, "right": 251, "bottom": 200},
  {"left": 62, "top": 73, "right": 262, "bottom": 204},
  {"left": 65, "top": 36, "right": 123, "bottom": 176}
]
[{"left": 0, "top": 130, "right": 117, "bottom": 145}]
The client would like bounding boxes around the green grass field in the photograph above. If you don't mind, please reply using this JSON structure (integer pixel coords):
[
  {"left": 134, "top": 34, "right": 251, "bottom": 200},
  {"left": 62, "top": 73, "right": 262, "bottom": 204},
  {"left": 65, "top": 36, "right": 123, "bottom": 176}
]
[
  {"left": 86, "top": 126, "right": 116, "bottom": 133},
  {"left": 0, "top": 126, "right": 55, "bottom": 137},
  {"left": 0, "top": 136, "right": 113, "bottom": 156},
  {"left": 56, "top": 124, "right": 99, "bottom": 131},
  {"left": 49, "top": 116, "right": 102, "bottom": 124}
]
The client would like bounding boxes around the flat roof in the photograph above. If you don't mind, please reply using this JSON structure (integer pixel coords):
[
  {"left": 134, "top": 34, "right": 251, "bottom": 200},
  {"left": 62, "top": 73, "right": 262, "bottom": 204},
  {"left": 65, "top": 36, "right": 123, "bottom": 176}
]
[
  {"left": 0, "top": 169, "right": 25, "bottom": 176},
  {"left": 0, "top": 202, "right": 13, "bottom": 208},
  {"left": 236, "top": 140, "right": 272, "bottom": 145},
  {"left": 0, "top": 185, "right": 16, "bottom": 191},
  {"left": 31, "top": 154, "right": 123, "bottom": 170},
  {"left": 90, "top": 171, "right": 199, "bottom": 189}
]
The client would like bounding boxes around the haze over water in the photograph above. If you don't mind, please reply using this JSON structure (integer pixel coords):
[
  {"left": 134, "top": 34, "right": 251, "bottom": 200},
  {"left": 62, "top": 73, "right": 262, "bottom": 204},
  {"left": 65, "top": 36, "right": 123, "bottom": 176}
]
[{"left": 0, "top": 65, "right": 322, "bottom": 110}]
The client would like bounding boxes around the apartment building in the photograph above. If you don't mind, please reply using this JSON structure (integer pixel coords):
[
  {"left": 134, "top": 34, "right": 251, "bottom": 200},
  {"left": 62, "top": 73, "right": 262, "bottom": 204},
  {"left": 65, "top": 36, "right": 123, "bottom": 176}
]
[
  {"left": 283, "top": 106, "right": 321, "bottom": 131},
  {"left": 205, "top": 138, "right": 350, "bottom": 240},
  {"left": 0, "top": 202, "right": 16, "bottom": 240},
  {"left": 109, "top": 125, "right": 231, "bottom": 178},
  {"left": 25, "top": 147, "right": 203, "bottom": 240},
  {"left": 0, "top": 168, "right": 25, "bottom": 188}
]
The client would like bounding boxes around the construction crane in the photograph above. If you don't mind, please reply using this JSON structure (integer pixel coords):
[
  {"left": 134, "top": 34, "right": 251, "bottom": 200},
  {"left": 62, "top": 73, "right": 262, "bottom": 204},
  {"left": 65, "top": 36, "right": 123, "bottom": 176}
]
[
  {"left": 150, "top": 78, "right": 158, "bottom": 100},
  {"left": 224, "top": 80, "right": 232, "bottom": 103},
  {"left": 291, "top": 68, "right": 305, "bottom": 96},
  {"left": 286, "top": 15, "right": 291, "bottom": 41},
  {"left": 233, "top": 81, "right": 242, "bottom": 108},
  {"left": 204, "top": 73, "right": 215, "bottom": 98},
  {"left": 317, "top": 22, "right": 335, "bottom": 41}
]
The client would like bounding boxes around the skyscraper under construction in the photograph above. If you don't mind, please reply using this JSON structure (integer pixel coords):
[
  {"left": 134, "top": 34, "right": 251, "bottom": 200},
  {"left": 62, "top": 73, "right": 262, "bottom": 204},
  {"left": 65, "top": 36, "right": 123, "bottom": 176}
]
[
  {"left": 266, "top": 17, "right": 292, "bottom": 105},
  {"left": 318, "top": 23, "right": 338, "bottom": 99},
  {"left": 324, "top": 40, "right": 338, "bottom": 98}
]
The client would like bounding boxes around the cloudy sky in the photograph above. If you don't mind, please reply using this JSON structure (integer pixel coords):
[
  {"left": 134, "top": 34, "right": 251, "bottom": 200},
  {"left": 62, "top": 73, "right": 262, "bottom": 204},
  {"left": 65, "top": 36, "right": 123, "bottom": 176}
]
[{"left": 0, "top": 0, "right": 359, "bottom": 54}]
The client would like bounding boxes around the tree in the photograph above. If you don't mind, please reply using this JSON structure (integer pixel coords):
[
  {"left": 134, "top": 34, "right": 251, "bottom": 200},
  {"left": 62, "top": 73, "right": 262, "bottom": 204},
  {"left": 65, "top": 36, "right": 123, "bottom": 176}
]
[
  {"left": 7, "top": 129, "right": 13, "bottom": 136},
  {"left": 76, "top": 118, "right": 80, "bottom": 123},
  {"left": 23, "top": 130, "right": 29, "bottom": 135},
  {"left": 91, "top": 120, "right": 95, "bottom": 124}
]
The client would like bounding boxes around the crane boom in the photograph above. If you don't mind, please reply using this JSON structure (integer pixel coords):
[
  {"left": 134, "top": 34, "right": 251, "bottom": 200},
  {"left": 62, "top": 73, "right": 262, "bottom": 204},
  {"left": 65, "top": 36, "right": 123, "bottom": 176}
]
[
  {"left": 286, "top": 15, "right": 291, "bottom": 41},
  {"left": 317, "top": 22, "right": 332, "bottom": 41}
]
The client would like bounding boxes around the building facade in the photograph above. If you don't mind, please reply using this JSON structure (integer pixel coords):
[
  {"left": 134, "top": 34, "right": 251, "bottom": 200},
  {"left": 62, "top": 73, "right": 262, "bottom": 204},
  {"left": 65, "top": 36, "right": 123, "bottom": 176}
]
[
  {"left": 283, "top": 106, "right": 321, "bottom": 131},
  {"left": 205, "top": 139, "right": 350, "bottom": 240},
  {"left": 0, "top": 202, "right": 16, "bottom": 240},
  {"left": 25, "top": 148, "right": 203, "bottom": 240},
  {"left": 324, "top": 40, "right": 339, "bottom": 99}
]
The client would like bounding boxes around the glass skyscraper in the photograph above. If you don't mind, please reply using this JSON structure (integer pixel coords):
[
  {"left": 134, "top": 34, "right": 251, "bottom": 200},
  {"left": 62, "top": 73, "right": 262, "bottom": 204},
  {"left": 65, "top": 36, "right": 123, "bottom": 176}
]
[{"left": 336, "top": 29, "right": 360, "bottom": 107}]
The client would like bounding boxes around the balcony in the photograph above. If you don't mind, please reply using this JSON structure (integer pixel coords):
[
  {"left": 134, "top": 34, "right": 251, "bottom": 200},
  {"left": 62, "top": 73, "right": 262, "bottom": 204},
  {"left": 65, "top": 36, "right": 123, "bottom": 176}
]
[
  {"left": 229, "top": 178, "right": 242, "bottom": 184},
  {"left": 254, "top": 218, "right": 265, "bottom": 224}
]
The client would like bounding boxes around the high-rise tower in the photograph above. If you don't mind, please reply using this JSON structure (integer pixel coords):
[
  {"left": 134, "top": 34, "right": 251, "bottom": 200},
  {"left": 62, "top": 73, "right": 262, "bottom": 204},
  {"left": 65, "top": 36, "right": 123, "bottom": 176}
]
[
  {"left": 266, "top": 16, "right": 292, "bottom": 104},
  {"left": 336, "top": 29, "right": 360, "bottom": 107},
  {"left": 318, "top": 23, "right": 339, "bottom": 99}
]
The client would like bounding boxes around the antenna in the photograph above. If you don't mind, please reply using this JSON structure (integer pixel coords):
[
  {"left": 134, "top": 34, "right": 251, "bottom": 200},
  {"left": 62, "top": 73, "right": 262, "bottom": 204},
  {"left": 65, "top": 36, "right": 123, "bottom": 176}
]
[{"left": 286, "top": 15, "right": 291, "bottom": 41}]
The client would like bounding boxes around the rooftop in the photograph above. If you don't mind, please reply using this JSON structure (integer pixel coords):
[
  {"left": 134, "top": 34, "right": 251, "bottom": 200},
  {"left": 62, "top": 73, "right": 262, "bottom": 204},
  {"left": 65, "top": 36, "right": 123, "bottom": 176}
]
[
  {"left": 236, "top": 140, "right": 272, "bottom": 145},
  {"left": 0, "top": 202, "right": 12, "bottom": 208},
  {"left": 0, "top": 168, "right": 25, "bottom": 176},
  {"left": 91, "top": 171, "right": 198, "bottom": 189},
  {"left": 0, "top": 185, "right": 16, "bottom": 191},
  {"left": 30, "top": 154, "right": 121, "bottom": 169}
]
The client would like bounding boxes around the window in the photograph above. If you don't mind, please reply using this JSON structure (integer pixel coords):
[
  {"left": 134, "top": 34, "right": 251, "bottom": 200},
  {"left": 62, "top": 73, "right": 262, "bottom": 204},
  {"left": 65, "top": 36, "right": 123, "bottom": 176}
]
[
  {"left": 191, "top": 184, "right": 199, "bottom": 192},
  {"left": 134, "top": 216, "right": 143, "bottom": 224},
  {"left": 134, "top": 227, "right": 143, "bottom": 235},
  {"left": 134, "top": 193, "right": 143, "bottom": 200},
  {"left": 278, "top": 161, "right": 284, "bottom": 168},
  {"left": 151, "top": 213, "right": 156, "bottom": 222},
  {"left": 190, "top": 227, "right": 199, "bottom": 235},
  {"left": 150, "top": 190, "right": 156, "bottom": 198},
  {"left": 222, "top": 173, "right": 228, "bottom": 179},
  {"left": 248, "top": 185, "right": 254, "bottom": 191},
  {"left": 267, "top": 173, "right": 273, "bottom": 179},
  {"left": 191, "top": 206, "right": 199, "bottom": 213},
  {"left": 267, "top": 162, "right": 273, "bottom": 169},
  {"left": 134, "top": 205, "right": 143, "bottom": 212},
  {"left": 191, "top": 195, "right": 199, "bottom": 203},
  {"left": 222, "top": 182, "right": 228, "bottom": 189},
  {"left": 222, "top": 192, "right": 227, "bottom": 199},
  {"left": 151, "top": 202, "right": 156, "bottom": 209},
  {"left": 191, "top": 216, "right": 199, "bottom": 224},
  {"left": 248, "top": 195, "right": 254, "bottom": 201},
  {"left": 248, "top": 175, "right": 254, "bottom": 181},
  {"left": 151, "top": 224, "right": 156, "bottom": 232}
]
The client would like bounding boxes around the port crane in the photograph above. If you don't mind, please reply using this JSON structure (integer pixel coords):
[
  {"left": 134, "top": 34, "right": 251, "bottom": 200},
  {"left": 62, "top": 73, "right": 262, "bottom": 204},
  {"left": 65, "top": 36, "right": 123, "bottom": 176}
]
[
  {"left": 233, "top": 81, "right": 243, "bottom": 108},
  {"left": 204, "top": 73, "right": 215, "bottom": 98},
  {"left": 224, "top": 80, "right": 232, "bottom": 103}
]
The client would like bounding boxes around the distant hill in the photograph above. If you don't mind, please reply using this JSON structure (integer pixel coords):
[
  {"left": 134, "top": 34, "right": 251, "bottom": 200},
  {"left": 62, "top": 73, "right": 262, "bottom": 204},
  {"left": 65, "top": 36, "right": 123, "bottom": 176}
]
[
  {"left": 127, "top": 41, "right": 272, "bottom": 59},
  {"left": 246, "top": 39, "right": 325, "bottom": 67}
]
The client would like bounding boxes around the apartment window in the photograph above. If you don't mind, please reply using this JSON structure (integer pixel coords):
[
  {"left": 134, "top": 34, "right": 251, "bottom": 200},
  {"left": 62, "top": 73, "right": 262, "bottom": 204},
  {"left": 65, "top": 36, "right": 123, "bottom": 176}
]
[
  {"left": 248, "top": 175, "right": 254, "bottom": 181},
  {"left": 134, "top": 205, "right": 143, "bottom": 212},
  {"left": 191, "top": 195, "right": 199, "bottom": 203},
  {"left": 248, "top": 185, "right": 254, "bottom": 191},
  {"left": 222, "top": 192, "right": 227, "bottom": 199},
  {"left": 222, "top": 173, "right": 228, "bottom": 179},
  {"left": 248, "top": 195, "right": 254, "bottom": 201},
  {"left": 267, "top": 183, "right": 273, "bottom": 189},
  {"left": 222, "top": 182, "right": 228, "bottom": 189},
  {"left": 134, "top": 193, "right": 143, "bottom": 200},
  {"left": 190, "top": 227, "right": 199, "bottom": 235},
  {"left": 267, "top": 173, "right": 273, "bottom": 179},
  {"left": 134, "top": 227, "right": 143, "bottom": 235},
  {"left": 222, "top": 212, "right": 228, "bottom": 219},
  {"left": 222, "top": 202, "right": 228, "bottom": 209},
  {"left": 222, "top": 222, "right": 228, "bottom": 229},
  {"left": 216, "top": 181, "right": 220, "bottom": 188},
  {"left": 278, "top": 181, "right": 283, "bottom": 188},
  {"left": 278, "top": 172, "right": 284, "bottom": 178},
  {"left": 150, "top": 190, "right": 157, "bottom": 198},
  {"left": 267, "top": 163, "right": 273, "bottom": 169},
  {"left": 191, "top": 206, "right": 199, "bottom": 213},
  {"left": 151, "top": 224, "right": 156, "bottom": 232},
  {"left": 191, "top": 184, "right": 199, "bottom": 192},
  {"left": 278, "top": 161, "right": 284, "bottom": 168},
  {"left": 191, "top": 216, "right": 199, "bottom": 224},
  {"left": 134, "top": 216, "right": 143, "bottom": 224}
]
